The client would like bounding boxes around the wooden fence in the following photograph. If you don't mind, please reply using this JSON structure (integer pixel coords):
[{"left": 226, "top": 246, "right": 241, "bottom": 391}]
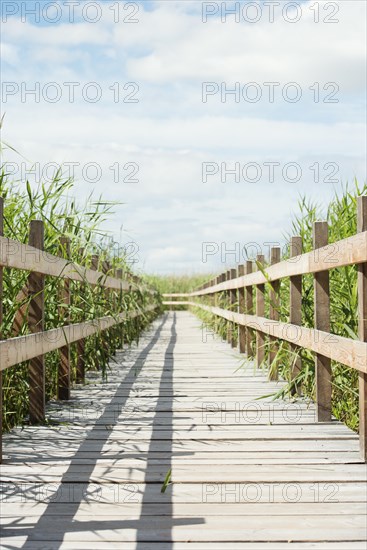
[
  {"left": 163, "top": 196, "right": 367, "bottom": 461},
  {"left": 0, "top": 197, "right": 159, "bottom": 462}
]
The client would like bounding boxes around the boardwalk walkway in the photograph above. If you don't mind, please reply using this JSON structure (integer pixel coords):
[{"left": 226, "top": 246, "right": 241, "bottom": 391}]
[{"left": 1, "top": 312, "right": 366, "bottom": 549}]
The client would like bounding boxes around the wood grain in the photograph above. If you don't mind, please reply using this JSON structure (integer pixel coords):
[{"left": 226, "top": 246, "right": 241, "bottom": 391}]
[
  {"left": 237, "top": 264, "right": 246, "bottom": 354},
  {"left": 357, "top": 196, "right": 367, "bottom": 460},
  {"left": 313, "top": 222, "right": 332, "bottom": 422},
  {"left": 290, "top": 236, "right": 303, "bottom": 394},
  {"left": 1, "top": 312, "right": 365, "bottom": 547},
  {"left": 28, "top": 220, "right": 46, "bottom": 424},
  {"left": 58, "top": 237, "right": 71, "bottom": 400},
  {"left": 269, "top": 247, "right": 280, "bottom": 380},
  {"left": 170, "top": 232, "right": 367, "bottom": 297},
  {"left": 256, "top": 255, "right": 265, "bottom": 368}
]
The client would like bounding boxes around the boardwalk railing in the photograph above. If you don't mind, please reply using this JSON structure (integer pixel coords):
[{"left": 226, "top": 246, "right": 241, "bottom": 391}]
[
  {"left": 163, "top": 196, "right": 367, "bottom": 461},
  {"left": 0, "top": 197, "right": 159, "bottom": 461}
]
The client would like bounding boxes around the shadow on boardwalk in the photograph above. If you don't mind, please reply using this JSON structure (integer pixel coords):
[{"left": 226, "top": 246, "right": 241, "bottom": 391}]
[{"left": 2, "top": 313, "right": 204, "bottom": 549}]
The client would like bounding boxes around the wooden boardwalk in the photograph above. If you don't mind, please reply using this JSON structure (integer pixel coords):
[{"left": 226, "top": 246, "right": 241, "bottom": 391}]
[{"left": 1, "top": 311, "right": 366, "bottom": 549}]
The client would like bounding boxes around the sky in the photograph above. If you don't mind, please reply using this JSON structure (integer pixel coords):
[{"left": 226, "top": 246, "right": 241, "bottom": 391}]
[{"left": 0, "top": 0, "right": 366, "bottom": 274}]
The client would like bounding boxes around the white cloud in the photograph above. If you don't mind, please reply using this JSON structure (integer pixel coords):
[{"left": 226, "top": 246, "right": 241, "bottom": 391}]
[
  {"left": 0, "top": 0, "right": 365, "bottom": 274},
  {"left": 1, "top": 42, "right": 19, "bottom": 65}
]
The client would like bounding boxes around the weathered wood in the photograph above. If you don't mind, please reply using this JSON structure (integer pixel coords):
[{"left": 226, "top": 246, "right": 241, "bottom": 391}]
[
  {"left": 313, "top": 222, "right": 332, "bottom": 422},
  {"left": 179, "top": 231, "right": 367, "bottom": 297},
  {"left": 256, "top": 255, "right": 265, "bottom": 368},
  {"left": 163, "top": 301, "right": 191, "bottom": 306},
  {"left": 230, "top": 268, "right": 237, "bottom": 348},
  {"left": 11, "top": 284, "right": 29, "bottom": 335},
  {"left": 357, "top": 196, "right": 367, "bottom": 461},
  {"left": 237, "top": 265, "right": 246, "bottom": 353},
  {"left": 290, "top": 236, "right": 303, "bottom": 394},
  {"left": 1, "top": 312, "right": 365, "bottom": 548},
  {"left": 269, "top": 247, "right": 281, "bottom": 380},
  {"left": 58, "top": 237, "right": 71, "bottom": 400},
  {"left": 226, "top": 270, "right": 232, "bottom": 344},
  {"left": 116, "top": 268, "right": 124, "bottom": 349},
  {"left": 0, "top": 305, "right": 157, "bottom": 372},
  {"left": 1, "top": 542, "right": 365, "bottom": 550},
  {"left": 185, "top": 303, "right": 367, "bottom": 373},
  {"left": 245, "top": 261, "right": 253, "bottom": 357},
  {"left": 76, "top": 248, "right": 86, "bottom": 384},
  {"left": 0, "top": 236, "right": 131, "bottom": 291},
  {"left": 28, "top": 220, "right": 46, "bottom": 424}
]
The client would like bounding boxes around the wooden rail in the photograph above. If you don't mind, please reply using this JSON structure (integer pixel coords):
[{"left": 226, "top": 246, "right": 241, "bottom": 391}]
[
  {"left": 163, "top": 196, "right": 367, "bottom": 461},
  {"left": 0, "top": 196, "right": 159, "bottom": 462}
]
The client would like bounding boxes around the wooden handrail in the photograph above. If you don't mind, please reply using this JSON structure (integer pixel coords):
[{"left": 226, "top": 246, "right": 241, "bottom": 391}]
[
  {"left": 164, "top": 197, "right": 367, "bottom": 461},
  {"left": 0, "top": 199, "right": 159, "bottom": 462},
  {"left": 0, "top": 235, "right": 138, "bottom": 291},
  {"left": 0, "top": 304, "right": 158, "bottom": 373},
  {"left": 181, "top": 302, "right": 367, "bottom": 374},
  {"left": 164, "top": 232, "right": 367, "bottom": 297}
]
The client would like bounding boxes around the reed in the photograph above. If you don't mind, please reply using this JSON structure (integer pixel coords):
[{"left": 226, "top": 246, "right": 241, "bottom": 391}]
[{"left": 0, "top": 155, "right": 161, "bottom": 432}]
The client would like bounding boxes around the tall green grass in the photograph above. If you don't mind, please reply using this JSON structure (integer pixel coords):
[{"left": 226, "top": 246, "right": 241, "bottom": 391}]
[
  {"left": 145, "top": 274, "right": 211, "bottom": 310},
  {"left": 0, "top": 157, "right": 161, "bottom": 432}
]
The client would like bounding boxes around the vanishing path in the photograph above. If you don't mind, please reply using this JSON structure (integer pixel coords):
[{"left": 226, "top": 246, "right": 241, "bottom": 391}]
[{"left": 1, "top": 311, "right": 366, "bottom": 549}]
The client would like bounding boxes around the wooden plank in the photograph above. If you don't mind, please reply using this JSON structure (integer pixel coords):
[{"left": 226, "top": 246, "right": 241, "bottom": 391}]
[
  {"left": 162, "top": 301, "right": 190, "bottom": 306},
  {"left": 181, "top": 231, "right": 367, "bottom": 296},
  {"left": 2, "top": 462, "right": 365, "bottom": 482},
  {"left": 28, "top": 220, "right": 46, "bottom": 424},
  {"left": 3, "top": 536, "right": 366, "bottom": 550},
  {"left": 290, "top": 236, "right": 303, "bottom": 394},
  {"left": 2, "top": 501, "right": 367, "bottom": 517},
  {"left": 2, "top": 480, "right": 366, "bottom": 505},
  {"left": 269, "top": 247, "right": 281, "bottom": 380},
  {"left": 357, "top": 196, "right": 367, "bottom": 461},
  {"left": 314, "top": 221, "right": 332, "bottom": 422},
  {"left": 0, "top": 305, "right": 157, "bottom": 372},
  {"left": 256, "top": 255, "right": 265, "bottom": 368},
  {"left": 238, "top": 264, "right": 246, "bottom": 354},
  {"left": 58, "top": 237, "right": 71, "bottom": 400}
]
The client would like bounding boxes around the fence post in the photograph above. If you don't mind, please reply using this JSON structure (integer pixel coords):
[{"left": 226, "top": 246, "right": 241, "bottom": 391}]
[
  {"left": 76, "top": 248, "right": 86, "bottom": 384},
  {"left": 256, "top": 254, "right": 265, "bottom": 368},
  {"left": 0, "top": 198, "right": 3, "bottom": 462},
  {"left": 238, "top": 264, "right": 246, "bottom": 353},
  {"left": 290, "top": 236, "right": 303, "bottom": 394},
  {"left": 357, "top": 196, "right": 367, "bottom": 461},
  {"left": 28, "top": 220, "right": 46, "bottom": 424},
  {"left": 58, "top": 237, "right": 71, "bottom": 400},
  {"left": 269, "top": 247, "right": 281, "bottom": 380},
  {"left": 214, "top": 276, "right": 219, "bottom": 308},
  {"left": 116, "top": 268, "right": 124, "bottom": 349},
  {"left": 213, "top": 275, "right": 220, "bottom": 335},
  {"left": 91, "top": 254, "right": 99, "bottom": 272},
  {"left": 226, "top": 270, "right": 232, "bottom": 344},
  {"left": 313, "top": 221, "right": 331, "bottom": 422},
  {"left": 246, "top": 261, "right": 253, "bottom": 357},
  {"left": 221, "top": 272, "right": 226, "bottom": 335},
  {"left": 230, "top": 268, "right": 237, "bottom": 347}
]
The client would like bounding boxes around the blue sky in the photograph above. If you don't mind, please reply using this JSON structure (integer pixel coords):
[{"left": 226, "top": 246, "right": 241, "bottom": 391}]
[{"left": 1, "top": 0, "right": 366, "bottom": 274}]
